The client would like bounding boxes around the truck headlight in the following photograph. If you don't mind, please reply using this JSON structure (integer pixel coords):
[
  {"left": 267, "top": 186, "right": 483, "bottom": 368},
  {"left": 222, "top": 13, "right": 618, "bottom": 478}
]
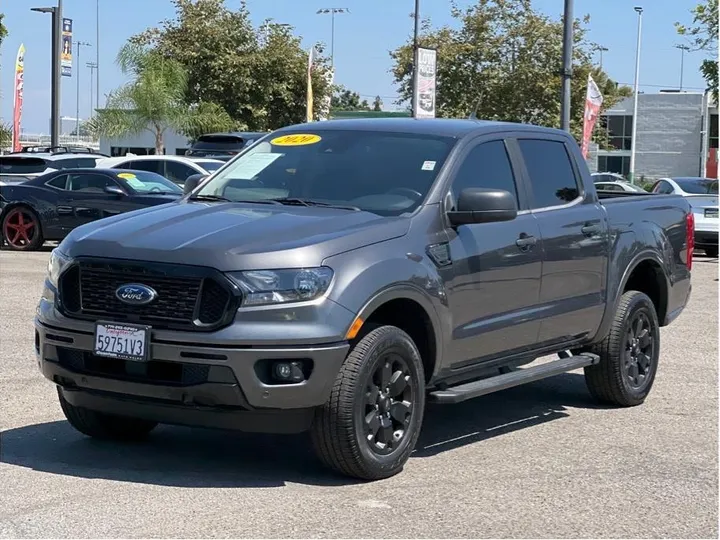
[
  {"left": 47, "top": 248, "right": 72, "bottom": 288},
  {"left": 228, "top": 267, "right": 333, "bottom": 307}
]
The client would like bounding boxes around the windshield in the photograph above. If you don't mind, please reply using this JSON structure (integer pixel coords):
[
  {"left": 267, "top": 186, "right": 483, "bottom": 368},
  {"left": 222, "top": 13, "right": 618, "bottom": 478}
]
[
  {"left": 196, "top": 160, "right": 224, "bottom": 172},
  {"left": 115, "top": 171, "right": 182, "bottom": 194},
  {"left": 194, "top": 130, "right": 455, "bottom": 216},
  {"left": 675, "top": 178, "right": 719, "bottom": 194}
]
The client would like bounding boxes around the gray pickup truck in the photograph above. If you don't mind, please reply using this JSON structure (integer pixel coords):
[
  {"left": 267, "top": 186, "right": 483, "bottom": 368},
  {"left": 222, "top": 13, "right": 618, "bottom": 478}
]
[{"left": 35, "top": 119, "right": 694, "bottom": 480}]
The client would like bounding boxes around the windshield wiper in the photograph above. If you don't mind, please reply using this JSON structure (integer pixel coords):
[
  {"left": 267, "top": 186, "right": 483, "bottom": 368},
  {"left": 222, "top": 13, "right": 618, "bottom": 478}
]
[
  {"left": 269, "top": 197, "right": 360, "bottom": 211},
  {"left": 189, "top": 194, "right": 283, "bottom": 205},
  {"left": 189, "top": 194, "right": 231, "bottom": 202}
]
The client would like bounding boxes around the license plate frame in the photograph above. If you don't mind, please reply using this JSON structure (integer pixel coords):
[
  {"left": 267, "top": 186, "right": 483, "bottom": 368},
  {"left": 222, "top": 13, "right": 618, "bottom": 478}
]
[
  {"left": 705, "top": 208, "right": 718, "bottom": 218},
  {"left": 93, "top": 321, "right": 151, "bottom": 362}
]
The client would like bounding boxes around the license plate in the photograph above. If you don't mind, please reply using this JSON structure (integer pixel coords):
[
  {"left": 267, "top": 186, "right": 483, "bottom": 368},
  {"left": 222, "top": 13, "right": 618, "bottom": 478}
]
[
  {"left": 94, "top": 322, "right": 150, "bottom": 361},
  {"left": 705, "top": 208, "right": 718, "bottom": 218}
]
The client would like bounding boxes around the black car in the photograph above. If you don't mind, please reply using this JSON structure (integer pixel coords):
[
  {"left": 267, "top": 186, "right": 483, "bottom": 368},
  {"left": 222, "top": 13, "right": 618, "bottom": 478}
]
[
  {"left": 0, "top": 168, "right": 182, "bottom": 251},
  {"left": 185, "top": 132, "right": 265, "bottom": 161}
]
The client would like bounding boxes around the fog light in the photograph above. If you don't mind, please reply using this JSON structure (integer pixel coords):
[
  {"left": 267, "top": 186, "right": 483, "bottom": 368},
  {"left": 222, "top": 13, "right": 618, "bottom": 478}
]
[{"left": 273, "top": 361, "right": 305, "bottom": 383}]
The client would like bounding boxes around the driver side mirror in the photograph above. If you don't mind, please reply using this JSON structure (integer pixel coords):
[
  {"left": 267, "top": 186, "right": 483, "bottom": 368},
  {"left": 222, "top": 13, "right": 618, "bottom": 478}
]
[
  {"left": 104, "top": 185, "right": 125, "bottom": 197},
  {"left": 447, "top": 188, "right": 518, "bottom": 226},
  {"left": 183, "top": 173, "right": 207, "bottom": 195}
]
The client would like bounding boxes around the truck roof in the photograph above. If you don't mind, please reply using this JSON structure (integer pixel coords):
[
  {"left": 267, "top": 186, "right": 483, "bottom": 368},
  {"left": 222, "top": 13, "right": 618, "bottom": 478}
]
[{"left": 279, "top": 118, "right": 571, "bottom": 139}]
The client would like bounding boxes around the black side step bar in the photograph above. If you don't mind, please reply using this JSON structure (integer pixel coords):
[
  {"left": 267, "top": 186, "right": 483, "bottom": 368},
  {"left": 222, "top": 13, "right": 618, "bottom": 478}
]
[{"left": 428, "top": 353, "right": 600, "bottom": 405}]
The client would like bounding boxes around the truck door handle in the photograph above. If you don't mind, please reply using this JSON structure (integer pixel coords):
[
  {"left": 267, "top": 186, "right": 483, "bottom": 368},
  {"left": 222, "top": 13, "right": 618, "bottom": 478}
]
[
  {"left": 515, "top": 234, "right": 537, "bottom": 249},
  {"left": 581, "top": 224, "right": 601, "bottom": 236}
]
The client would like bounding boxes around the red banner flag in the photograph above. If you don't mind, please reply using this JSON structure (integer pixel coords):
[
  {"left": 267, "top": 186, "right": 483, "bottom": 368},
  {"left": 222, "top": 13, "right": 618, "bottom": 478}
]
[
  {"left": 12, "top": 44, "right": 26, "bottom": 152},
  {"left": 581, "top": 74, "right": 603, "bottom": 159}
]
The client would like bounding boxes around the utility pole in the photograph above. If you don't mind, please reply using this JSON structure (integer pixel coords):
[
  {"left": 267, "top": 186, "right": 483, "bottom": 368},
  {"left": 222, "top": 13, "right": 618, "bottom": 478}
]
[
  {"left": 629, "top": 6, "right": 643, "bottom": 184},
  {"left": 31, "top": 0, "right": 62, "bottom": 147},
  {"left": 316, "top": 7, "right": 349, "bottom": 69},
  {"left": 596, "top": 45, "right": 608, "bottom": 71},
  {"left": 412, "top": 0, "right": 420, "bottom": 119},
  {"left": 96, "top": 0, "right": 100, "bottom": 110},
  {"left": 674, "top": 44, "right": 690, "bottom": 91},
  {"left": 75, "top": 41, "right": 91, "bottom": 141},
  {"left": 559, "top": 0, "right": 574, "bottom": 132},
  {"left": 87, "top": 61, "right": 97, "bottom": 117}
]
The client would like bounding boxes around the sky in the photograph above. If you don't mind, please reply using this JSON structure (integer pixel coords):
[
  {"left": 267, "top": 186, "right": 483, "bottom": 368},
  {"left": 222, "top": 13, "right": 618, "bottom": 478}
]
[{"left": 0, "top": 0, "right": 710, "bottom": 133}]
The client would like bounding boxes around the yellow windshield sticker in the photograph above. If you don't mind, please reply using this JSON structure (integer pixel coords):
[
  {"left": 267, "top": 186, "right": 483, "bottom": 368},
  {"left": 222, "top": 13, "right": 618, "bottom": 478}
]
[
  {"left": 117, "top": 173, "right": 137, "bottom": 180},
  {"left": 271, "top": 134, "right": 321, "bottom": 146}
]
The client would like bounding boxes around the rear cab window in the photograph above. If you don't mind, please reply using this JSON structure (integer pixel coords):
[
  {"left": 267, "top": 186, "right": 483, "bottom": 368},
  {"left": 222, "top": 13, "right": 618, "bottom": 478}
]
[{"left": 517, "top": 139, "right": 581, "bottom": 209}]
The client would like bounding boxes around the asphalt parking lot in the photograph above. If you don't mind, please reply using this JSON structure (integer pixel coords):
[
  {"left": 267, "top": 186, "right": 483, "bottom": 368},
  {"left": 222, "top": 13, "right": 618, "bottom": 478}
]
[{"left": 0, "top": 249, "right": 717, "bottom": 539}]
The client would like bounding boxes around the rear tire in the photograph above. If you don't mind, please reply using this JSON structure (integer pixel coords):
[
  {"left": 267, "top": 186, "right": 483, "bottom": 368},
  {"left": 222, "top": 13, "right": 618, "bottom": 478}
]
[
  {"left": 583, "top": 291, "right": 660, "bottom": 407},
  {"left": 705, "top": 247, "right": 718, "bottom": 258},
  {"left": 311, "top": 325, "right": 425, "bottom": 480},
  {"left": 58, "top": 387, "right": 157, "bottom": 441},
  {"left": 1, "top": 205, "right": 44, "bottom": 251}
]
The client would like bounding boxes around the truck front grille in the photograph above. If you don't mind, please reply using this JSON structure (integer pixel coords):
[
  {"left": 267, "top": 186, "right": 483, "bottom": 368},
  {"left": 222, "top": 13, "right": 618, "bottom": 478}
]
[{"left": 58, "top": 259, "right": 237, "bottom": 331}]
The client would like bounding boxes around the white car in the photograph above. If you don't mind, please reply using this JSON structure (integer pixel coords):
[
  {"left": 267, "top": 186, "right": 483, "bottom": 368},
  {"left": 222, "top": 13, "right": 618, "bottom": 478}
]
[
  {"left": 651, "top": 177, "right": 719, "bottom": 257},
  {"left": 594, "top": 180, "right": 647, "bottom": 193},
  {"left": 95, "top": 155, "right": 225, "bottom": 186},
  {"left": 0, "top": 151, "right": 104, "bottom": 186},
  {"left": 591, "top": 172, "right": 626, "bottom": 183}
]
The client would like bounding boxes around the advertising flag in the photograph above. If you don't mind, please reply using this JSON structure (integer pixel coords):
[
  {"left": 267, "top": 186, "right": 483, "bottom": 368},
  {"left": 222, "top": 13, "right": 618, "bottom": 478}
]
[
  {"left": 61, "top": 18, "right": 72, "bottom": 77},
  {"left": 581, "top": 74, "right": 603, "bottom": 159},
  {"left": 12, "top": 44, "right": 26, "bottom": 153},
  {"left": 413, "top": 47, "right": 437, "bottom": 119}
]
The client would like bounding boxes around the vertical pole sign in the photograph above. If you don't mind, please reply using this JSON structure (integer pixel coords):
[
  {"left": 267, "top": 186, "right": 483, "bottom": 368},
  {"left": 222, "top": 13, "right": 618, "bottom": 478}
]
[
  {"left": 12, "top": 44, "right": 26, "bottom": 152},
  {"left": 61, "top": 18, "right": 73, "bottom": 77},
  {"left": 413, "top": 47, "right": 437, "bottom": 119},
  {"left": 581, "top": 74, "right": 603, "bottom": 159}
]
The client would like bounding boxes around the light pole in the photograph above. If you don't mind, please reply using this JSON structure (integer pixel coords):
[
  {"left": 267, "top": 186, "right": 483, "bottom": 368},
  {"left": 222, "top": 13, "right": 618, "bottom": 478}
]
[
  {"left": 316, "top": 7, "right": 349, "bottom": 69},
  {"left": 31, "top": 1, "right": 62, "bottom": 147},
  {"left": 96, "top": 0, "right": 100, "bottom": 110},
  {"left": 595, "top": 45, "right": 608, "bottom": 71},
  {"left": 260, "top": 21, "right": 291, "bottom": 45},
  {"left": 674, "top": 44, "right": 690, "bottom": 91},
  {"left": 629, "top": 6, "right": 643, "bottom": 184},
  {"left": 559, "top": 0, "right": 574, "bottom": 132},
  {"left": 412, "top": 0, "right": 420, "bottom": 118},
  {"left": 86, "top": 61, "right": 97, "bottom": 118},
  {"left": 75, "top": 41, "right": 91, "bottom": 140}
]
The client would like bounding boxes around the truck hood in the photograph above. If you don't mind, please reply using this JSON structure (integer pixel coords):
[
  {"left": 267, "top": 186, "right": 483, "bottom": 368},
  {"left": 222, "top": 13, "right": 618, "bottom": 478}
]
[{"left": 61, "top": 200, "right": 410, "bottom": 271}]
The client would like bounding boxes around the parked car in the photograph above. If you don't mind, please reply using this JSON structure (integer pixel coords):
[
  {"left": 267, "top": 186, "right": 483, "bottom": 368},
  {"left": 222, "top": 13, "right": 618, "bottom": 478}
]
[
  {"left": 594, "top": 180, "right": 647, "bottom": 193},
  {"left": 185, "top": 132, "right": 266, "bottom": 161},
  {"left": 0, "top": 168, "right": 182, "bottom": 250},
  {"left": 0, "top": 148, "right": 106, "bottom": 186},
  {"left": 95, "top": 155, "right": 224, "bottom": 187},
  {"left": 591, "top": 172, "right": 626, "bottom": 183},
  {"left": 651, "top": 176, "right": 718, "bottom": 257},
  {"left": 36, "top": 119, "right": 693, "bottom": 481}
]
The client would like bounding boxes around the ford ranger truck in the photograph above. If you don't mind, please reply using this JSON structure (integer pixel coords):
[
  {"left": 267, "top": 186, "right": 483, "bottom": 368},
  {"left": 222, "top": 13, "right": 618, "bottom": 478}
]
[{"left": 35, "top": 119, "right": 694, "bottom": 481}]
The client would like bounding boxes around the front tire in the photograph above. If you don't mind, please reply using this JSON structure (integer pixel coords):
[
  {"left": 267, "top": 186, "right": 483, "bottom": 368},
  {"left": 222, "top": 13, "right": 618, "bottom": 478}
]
[
  {"left": 311, "top": 325, "right": 425, "bottom": 480},
  {"left": 58, "top": 387, "right": 157, "bottom": 441},
  {"left": 584, "top": 291, "right": 660, "bottom": 407}
]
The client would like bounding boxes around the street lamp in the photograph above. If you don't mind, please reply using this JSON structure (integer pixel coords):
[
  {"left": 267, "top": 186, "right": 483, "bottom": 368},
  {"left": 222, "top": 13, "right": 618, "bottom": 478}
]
[
  {"left": 75, "top": 41, "right": 91, "bottom": 140},
  {"left": 316, "top": 7, "right": 349, "bottom": 69},
  {"left": 595, "top": 45, "right": 609, "bottom": 71},
  {"left": 559, "top": 0, "right": 574, "bottom": 132},
  {"left": 412, "top": 0, "right": 420, "bottom": 118},
  {"left": 86, "top": 62, "right": 97, "bottom": 118},
  {"left": 260, "top": 21, "right": 291, "bottom": 44},
  {"left": 31, "top": 1, "right": 62, "bottom": 147},
  {"left": 674, "top": 44, "right": 690, "bottom": 91},
  {"left": 629, "top": 6, "right": 643, "bottom": 184}
]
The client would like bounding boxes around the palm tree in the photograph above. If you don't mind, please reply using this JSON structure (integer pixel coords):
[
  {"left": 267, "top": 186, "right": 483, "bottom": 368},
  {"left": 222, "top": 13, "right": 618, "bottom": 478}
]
[{"left": 89, "top": 43, "right": 234, "bottom": 154}]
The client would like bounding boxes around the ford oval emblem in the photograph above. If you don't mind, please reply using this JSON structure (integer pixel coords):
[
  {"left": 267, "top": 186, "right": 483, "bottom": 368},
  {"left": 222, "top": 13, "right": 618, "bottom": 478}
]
[{"left": 115, "top": 283, "right": 158, "bottom": 305}]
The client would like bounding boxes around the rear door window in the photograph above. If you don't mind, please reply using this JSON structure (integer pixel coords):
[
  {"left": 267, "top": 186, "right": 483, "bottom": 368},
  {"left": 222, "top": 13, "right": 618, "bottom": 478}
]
[
  {"left": 517, "top": 139, "right": 581, "bottom": 209},
  {"left": 164, "top": 161, "right": 197, "bottom": 183}
]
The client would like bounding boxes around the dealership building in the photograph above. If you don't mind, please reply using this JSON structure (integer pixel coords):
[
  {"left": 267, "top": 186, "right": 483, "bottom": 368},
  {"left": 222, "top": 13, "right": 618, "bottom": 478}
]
[{"left": 594, "top": 91, "right": 718, "bottom": 180}]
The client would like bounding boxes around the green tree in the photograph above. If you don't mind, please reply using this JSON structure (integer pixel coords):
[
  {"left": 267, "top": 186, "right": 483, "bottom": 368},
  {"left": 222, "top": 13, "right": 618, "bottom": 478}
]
[
  {"left": 372, "top": 95, "right": 383, "bottom": 112},
  {"left": 131, "top": 0, "right": 333, "bottom": 130},
  {"left": 676, "top": 0, "right": 718, "bottom": 100},
  {"left": 331, "top": 86, "right": 371, "bottom": 111},
  {"left": 390, "top": 0, "right": 631, "bottom": 141},
  {"left": 0, "top": 14, "right": 11, "bottom": 148},
  {"left": 88, "top": 43, "right": 234, "bottom": 154}
]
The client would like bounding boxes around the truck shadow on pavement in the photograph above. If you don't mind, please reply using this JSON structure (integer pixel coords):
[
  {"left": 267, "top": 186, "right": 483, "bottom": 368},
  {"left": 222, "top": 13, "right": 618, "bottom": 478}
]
[{"left": 1, "top": 373, "right": 609, "bottom": 487}]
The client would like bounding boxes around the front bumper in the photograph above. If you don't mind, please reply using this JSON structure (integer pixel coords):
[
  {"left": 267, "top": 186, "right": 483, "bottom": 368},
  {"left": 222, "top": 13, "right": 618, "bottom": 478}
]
[{"left": 35, "top": 305, "right": 351, "bottom": 433}]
